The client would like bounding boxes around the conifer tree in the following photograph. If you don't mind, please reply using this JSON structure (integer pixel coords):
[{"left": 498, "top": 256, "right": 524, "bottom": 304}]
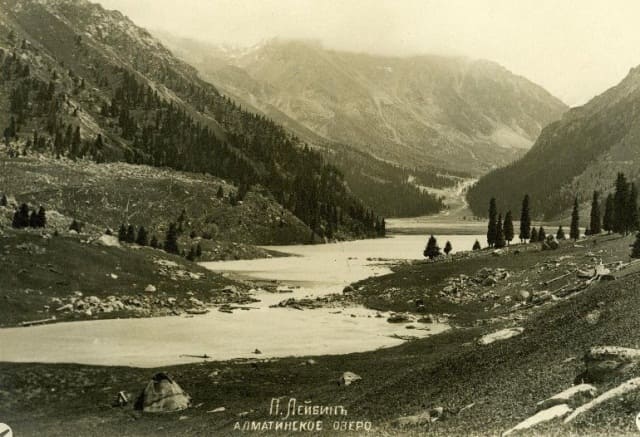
[
  {"left": 0, "top": 194, "right": 7, "bottom": 207},
  {"left": 186, "top": 246, "right": 196, "bottom": 261},
  {"left": 69, "top": 219, "right": 82, "bottom": 233},
  {"left": 530, "top": 227, "right": 538, "bottom": 243},
  {"left": 503, "top": 210, "right": 514, "bottom": 245},
  {"left": 164, "top": 222, "right": 179, "bottom": 254},
  {"left": 216, "top": 186, "right": 224, "bottom": 199},
  {"left": 487, "top": 197, "right": 497, "bottom": 247},
  {"left": 37, "top": 206, "right": 46, "bottom": 228},
  {"left": 613, "top": 173, "right": 629, "bottom": 234},
  {"left": 196, "top": 243, "right": 202, "bottom": 258},
  {"left": 495, "top": 213, "right": 506, "bottom": 248},
  {"left": 570, "top": 196, "right": 580, "bottom": 240},
  {"left": 538, "top": 226, "right": 546, "bottom": 242},
  {"left": 519, "top": 194, "right": 531, "bottom": 242},
  {"left": 118, "top": 224, "right": 127, "bottom": 242},
  {"left": 472, "top": 240, "right": 481, "bottom": 251},
  {"left": 628, "top": 183, "right": 639, "bottom": 232},
  {"left": 126, "top": 225, "right": 136, "bottom": 243},
  {"left": 423, "top": 235, "right": 441, "bottom": 259},
  {"left": 603, "top": 193, "right": 614, "bottom": 234},
  {"left": 150, "top": 235, "right": 159, "bottom": 249},
  {"left": 12, "top": 203, "right": 30, "bottom": 228},
  {"left": 444, "top": 241, "right": 452, "bottom": 255},
  {"left": 556, "top": 226, "right": 565, "bottom": 240},
  {"left": 136, "top": 226, "right": 148, "bottom": 246},
  {"left": 590, "top": 191, "right": 602, "bottom": 234}
]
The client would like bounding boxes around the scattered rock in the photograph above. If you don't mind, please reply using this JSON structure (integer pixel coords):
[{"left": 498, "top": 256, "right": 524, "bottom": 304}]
[
  {"left": 565, "top": 377, "right": 640, "bottom": 423},
  {"left": 338, "top": 371, "right": 362, "bottom": 386},
  {"left": 387, "top": 313, "right": 411, "bottom": 323},
  {"left": 144, "top": 284, "right": 157, "bottom": 293},
  {"left": 207, "top": 407, "right": 226, "bottom": 413}
]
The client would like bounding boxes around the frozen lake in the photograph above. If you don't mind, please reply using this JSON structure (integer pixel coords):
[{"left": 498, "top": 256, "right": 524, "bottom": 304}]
[{"left": 0, "top": 234, "right": 481, "bottom": 368}]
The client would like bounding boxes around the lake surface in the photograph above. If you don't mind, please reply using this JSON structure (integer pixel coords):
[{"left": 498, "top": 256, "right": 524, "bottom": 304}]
[{"left": 0, "top": 233, "right": 481, "bottom": 368}]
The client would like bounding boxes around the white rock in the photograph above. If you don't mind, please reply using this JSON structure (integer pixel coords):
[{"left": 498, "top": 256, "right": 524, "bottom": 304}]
[
  {"left": 338, "top": 371, "right": 362, "bottom": 386},
  {"left": 145, "top": 284, "right": 157, "bottom": 293},
  {"left": 96, "top": 234, "right": 120, "bottom": 247},
  {"left": 503, "top": 404, "right": 572, "bottom": 436},
  {"left": 479, "top": 327, "right": 524, "bottom": 345}
]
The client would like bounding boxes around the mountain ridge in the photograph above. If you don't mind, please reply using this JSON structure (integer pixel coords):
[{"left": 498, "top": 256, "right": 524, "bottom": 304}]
[
  {"left": 467, "top": 64, "right": 640, "bottom": 219},
  {"left": 160, "top": 35, "right": 568, "bottom": 175}
]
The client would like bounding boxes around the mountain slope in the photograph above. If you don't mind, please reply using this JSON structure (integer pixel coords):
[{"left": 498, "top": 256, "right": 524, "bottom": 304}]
[
  {"left": 0, "top": 0, "right": 386, "bottom": 240},
  {"left": 467, "top": 66, "right": 640, "bottom": 219},
  {"left": 161, "top": 37, "right": 568, "bottom": 175}
]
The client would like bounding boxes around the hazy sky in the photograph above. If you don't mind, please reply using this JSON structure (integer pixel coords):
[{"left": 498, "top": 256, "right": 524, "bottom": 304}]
[{"left": 97, "top": 0, "right": 640, "bottom": 106}]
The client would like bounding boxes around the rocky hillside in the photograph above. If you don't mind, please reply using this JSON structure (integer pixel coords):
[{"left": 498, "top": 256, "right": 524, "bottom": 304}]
[
  {"left": 467, "top": 65, "right": 640, "bottom": 219},
  {"left": 162, "top": 37, "right": 568, "bottom": 175},
  {"left": 0, "top": 0, "right": 385, "bottom": 240},
  {"left": 0, "top": 151, "right": 314, "bottom": 245}
]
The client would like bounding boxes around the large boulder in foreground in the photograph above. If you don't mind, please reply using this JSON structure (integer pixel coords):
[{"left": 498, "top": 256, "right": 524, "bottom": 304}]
[
  {"left": 576, "top": 346, "right": 640, "bottom": 383},
  {"left": 135, "top": 373, "right": 191, "bottom": 413}
]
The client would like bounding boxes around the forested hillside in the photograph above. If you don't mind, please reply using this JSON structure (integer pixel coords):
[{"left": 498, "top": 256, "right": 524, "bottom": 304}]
[
  {"left": 0, "top": 0, "right": 384, "bottom": 239},
  {"left": 467, "top": 65, "right": 640, "bottom": 219}
]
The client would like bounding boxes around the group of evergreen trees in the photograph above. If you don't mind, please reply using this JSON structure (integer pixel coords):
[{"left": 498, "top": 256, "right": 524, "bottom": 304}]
[
  {"left": 486, "top": 198, "right": 515, "bottom": 248},
  {"left": 11, "top": 203, "right": 46, "bottom": 229},
  {"left": 423, "top": 236, "right": 453, "bottom": 259},
  {"left": 118, "top": 224, "right": 156, "bottom": 248},
  {"left": 116, "top": 219, "right": 204, "bottom": 262}
]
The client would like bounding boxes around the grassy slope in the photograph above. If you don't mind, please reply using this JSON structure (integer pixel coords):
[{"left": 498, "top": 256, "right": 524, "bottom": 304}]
[
  {"left": 2, "top": 235, "right": 640, "bottom": 436},
  {"left": 0, "top": 152, "right": 313, "bottom": 245},
  {"left": 0, "top": 228, "right": 244, "bottom": 327}
]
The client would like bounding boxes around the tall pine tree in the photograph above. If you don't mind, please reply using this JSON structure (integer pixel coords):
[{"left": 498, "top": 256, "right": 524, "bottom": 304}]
[
  {"left": 570, "top": 196, "right": 580, "bottom": 240},
  {"left": 589, "top": 191, "right": 601, "bottom": 235},
  {"left": 603, "top": 193, "right": 614, "bottom": 234},
  {"left": 423, "top": 235, "right": 441, "bottom": 259},
  {"left": 628, "top": 183, "right": 639, "bottom": 232},
  {"left": 503, "top": 210, "right": 514, "bottom": 245},
  {"left": 495, "top": 214, "right": 506, "bottom": 248},
  {"left": 519, "top": 194, "right": 531, "bottom": 243},
  {"left": 164, "top": 223, "right": 180, "bottom": 254},
  {"left": 487, "top": 197, "right": 497, "bottom": 247},
  {"left": 613, "top": 173, "right": 630, "bottom": 234}
]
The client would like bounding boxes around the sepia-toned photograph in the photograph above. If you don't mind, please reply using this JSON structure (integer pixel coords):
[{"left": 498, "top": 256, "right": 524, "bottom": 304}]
[{"left": 2, "top": 0, "right": 640, "bottom": 435}]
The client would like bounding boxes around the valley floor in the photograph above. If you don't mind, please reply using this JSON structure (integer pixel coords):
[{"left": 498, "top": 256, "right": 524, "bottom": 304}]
[{"left": 2, "top": 233, "right": 640, "bottom": 436}]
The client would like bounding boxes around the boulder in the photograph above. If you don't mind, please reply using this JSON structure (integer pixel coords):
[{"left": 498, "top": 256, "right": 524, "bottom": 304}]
[
  {"left": 338, "top": 371, "right": 362, "bottom": 386},
  {"left": 536, "top": 383, "right": 597, "bottom": 411},
  {"left": 482, "top": 276, "right": 498, "bottom": 286},
  {"left": 96, "top": 234, "right": 120, "bottom": 247},
  {"left": 135, "top": 373, "right": 191, "bottom": 413},
  {"left": 478, "top": 327, "right": 524, "bottom": 345},
  {"left": 387, "top": 313, "right": 411, "bottom": 324},
  {"left": 56, "top": 303, "right": 73, "bottom": 312},
  {"left": 577, "top": 346, "right": 640, "bottom": 383},
  {"left": 145, "top": 284, "right": 157, "bottom": 293},
  {"left": 342, "top": 285, "right": 356, "bottom": 294},
  {"left": 392, "top": 407, "right": 444, "bottom": 427},
  {"left": 504, "top": 404, "right": 572, "bottom": 436}
]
